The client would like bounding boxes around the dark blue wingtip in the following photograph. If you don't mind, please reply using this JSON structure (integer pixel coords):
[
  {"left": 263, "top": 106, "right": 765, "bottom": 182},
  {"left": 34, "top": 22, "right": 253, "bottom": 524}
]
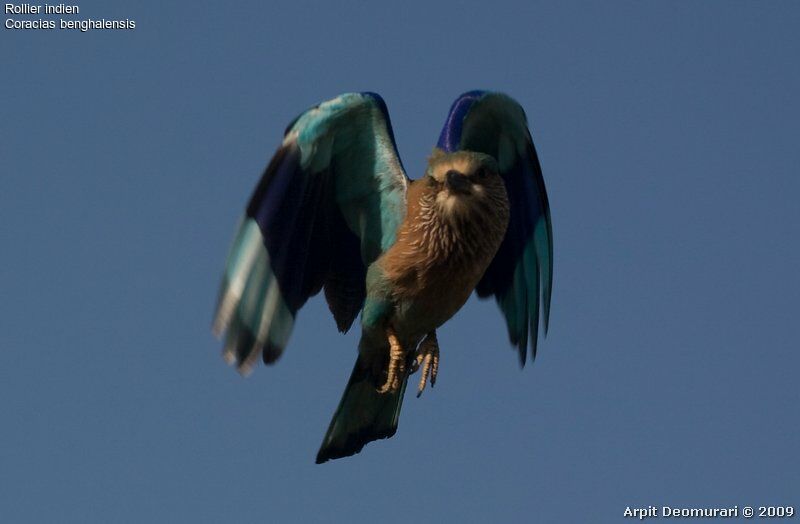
[
  {"left": 436, "top": 90, "right": 489, "bottom": 152},
  {"left": 285, "top": 92, "right": 387, "bottom": 138},
  {"left": 360, "top": 91, "right": 385, "bottom": 105},
  {"left": 360, "top": 92, "right": 391, "bottom": 127}
]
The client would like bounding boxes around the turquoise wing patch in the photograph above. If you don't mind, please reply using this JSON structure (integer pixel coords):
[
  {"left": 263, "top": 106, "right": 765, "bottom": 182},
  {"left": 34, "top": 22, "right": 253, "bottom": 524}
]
[
  {"left": 438, "top": 91, "right": 553, "bottom": 365},
  {"left": 213, "top": 93, "right": 408, "bottom": 373}
]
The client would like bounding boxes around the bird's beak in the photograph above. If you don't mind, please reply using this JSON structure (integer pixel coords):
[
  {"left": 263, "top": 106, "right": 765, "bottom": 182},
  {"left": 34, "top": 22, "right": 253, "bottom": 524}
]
[{"left": 445, "top": 170, "right": 471, "bottom": 195}]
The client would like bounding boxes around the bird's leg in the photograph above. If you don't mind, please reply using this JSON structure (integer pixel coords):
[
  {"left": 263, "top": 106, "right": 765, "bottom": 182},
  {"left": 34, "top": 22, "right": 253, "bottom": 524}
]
[
  {"left": 412, "top": 331, "right": 440, "bottom": 397},
  {"left": 377, "top": 326, "right": 405, "bottom": 394}
]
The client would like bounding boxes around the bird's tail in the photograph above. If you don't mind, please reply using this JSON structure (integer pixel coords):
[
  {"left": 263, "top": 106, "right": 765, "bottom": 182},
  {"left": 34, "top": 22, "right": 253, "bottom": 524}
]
[{"left": 316, "top": 354, "right": 408, "bottom": 464}]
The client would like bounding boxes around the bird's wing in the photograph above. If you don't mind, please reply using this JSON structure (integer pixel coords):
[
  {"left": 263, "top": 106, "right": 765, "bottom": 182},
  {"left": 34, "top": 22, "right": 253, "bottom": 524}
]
[
  {"left": 438, "top": 91, "right": 552, "bottom": 366},
  {"left": 214, "top": 93, "right": 408, "bottom": 374}
]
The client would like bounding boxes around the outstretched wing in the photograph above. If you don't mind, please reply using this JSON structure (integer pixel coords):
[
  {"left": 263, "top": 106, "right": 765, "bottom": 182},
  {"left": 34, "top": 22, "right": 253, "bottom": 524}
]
[
  {"left": 214, "top": 93, "right": 408, "bottom": 374},
  {"left": 438, "top": 91, "right": 552, "bottom": 366}
]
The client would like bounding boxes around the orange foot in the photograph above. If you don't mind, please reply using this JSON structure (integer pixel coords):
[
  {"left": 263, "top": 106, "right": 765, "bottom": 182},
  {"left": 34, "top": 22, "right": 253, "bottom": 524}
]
[
  {"left": 412, "top": 331, "right": 439, "bottom": 397},
  {"left": 377, "top": 327, "right": 405, "bottom": 394}
]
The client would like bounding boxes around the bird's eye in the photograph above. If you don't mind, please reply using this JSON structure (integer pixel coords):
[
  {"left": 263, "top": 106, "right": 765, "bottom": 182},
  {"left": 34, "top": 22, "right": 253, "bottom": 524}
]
[{"left": 474, "top": 168, "right": 488, "bottom": 179}]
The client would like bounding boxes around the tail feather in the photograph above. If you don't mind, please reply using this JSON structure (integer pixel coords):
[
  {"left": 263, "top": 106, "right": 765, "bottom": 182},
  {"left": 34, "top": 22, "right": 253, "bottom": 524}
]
[{"left": 316, "top": 356, "right": 408, "bottom": 464}]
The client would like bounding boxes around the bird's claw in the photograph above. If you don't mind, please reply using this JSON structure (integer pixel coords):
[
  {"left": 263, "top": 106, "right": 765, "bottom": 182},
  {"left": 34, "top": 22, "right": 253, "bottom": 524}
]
[
  {"left": 413, "top": 332, "right": 439, "bottom": 397},
  {"left": 377, "top": 327, "right": 405, "bottom": 394}
]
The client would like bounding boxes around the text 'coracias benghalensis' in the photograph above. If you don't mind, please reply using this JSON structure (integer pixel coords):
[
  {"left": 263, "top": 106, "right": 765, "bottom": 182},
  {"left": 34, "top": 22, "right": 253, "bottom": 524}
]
[{"left": 213, "top": 91, "right": 553, "bottom": 463}]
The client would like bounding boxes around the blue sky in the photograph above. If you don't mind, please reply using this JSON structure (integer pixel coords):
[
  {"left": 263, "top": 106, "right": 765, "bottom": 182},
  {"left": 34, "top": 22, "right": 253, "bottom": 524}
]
[{"left": 2, "top": 1, "right": 798, "bottom": 522}]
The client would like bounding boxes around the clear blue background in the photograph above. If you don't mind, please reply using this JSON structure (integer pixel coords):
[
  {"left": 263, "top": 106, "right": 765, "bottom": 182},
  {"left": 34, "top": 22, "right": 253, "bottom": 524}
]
[{"left": 2, "top": 1, "right": 798, "bottom": 522}]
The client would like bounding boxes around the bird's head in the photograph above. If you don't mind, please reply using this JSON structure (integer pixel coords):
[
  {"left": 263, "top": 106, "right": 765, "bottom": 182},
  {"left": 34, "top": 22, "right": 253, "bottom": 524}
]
[{"left": 424, "top": 149, "right": 508, "bottom": 220}]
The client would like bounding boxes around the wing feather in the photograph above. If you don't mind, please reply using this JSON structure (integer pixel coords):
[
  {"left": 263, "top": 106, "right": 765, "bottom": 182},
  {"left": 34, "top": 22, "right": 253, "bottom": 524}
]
[
  {"left": 438, "top": 91, "right": 553, "bottom": 365},
  {"left": 214, "top": 93, "right": 408, "bottom": 373}
]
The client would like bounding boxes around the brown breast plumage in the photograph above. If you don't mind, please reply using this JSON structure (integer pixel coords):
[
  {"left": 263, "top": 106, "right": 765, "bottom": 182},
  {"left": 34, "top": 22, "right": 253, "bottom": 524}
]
[{"left": 377, "top": 176, "right": 509, "bottom": 338}]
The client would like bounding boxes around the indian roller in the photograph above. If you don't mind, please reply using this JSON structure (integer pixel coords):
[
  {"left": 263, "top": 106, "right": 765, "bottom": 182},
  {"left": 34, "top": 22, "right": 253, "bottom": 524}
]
[{"left": 213, "top": 91, "right": 553, "bottom": 463}]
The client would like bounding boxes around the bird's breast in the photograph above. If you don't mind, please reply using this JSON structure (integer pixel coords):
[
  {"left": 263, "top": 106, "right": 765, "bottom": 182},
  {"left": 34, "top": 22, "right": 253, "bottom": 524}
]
[
  {"left": 390, "top": 264, "right": 478, "bottom": 338},
  {"left": 377, "top": 194, "right": 508, "bottom": 339}
]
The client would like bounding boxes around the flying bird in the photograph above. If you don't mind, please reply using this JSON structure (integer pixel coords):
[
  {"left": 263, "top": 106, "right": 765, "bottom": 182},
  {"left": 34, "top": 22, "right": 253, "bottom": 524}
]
[{"left": 213, "top": 91, "right": 553, "bottom": 463}]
